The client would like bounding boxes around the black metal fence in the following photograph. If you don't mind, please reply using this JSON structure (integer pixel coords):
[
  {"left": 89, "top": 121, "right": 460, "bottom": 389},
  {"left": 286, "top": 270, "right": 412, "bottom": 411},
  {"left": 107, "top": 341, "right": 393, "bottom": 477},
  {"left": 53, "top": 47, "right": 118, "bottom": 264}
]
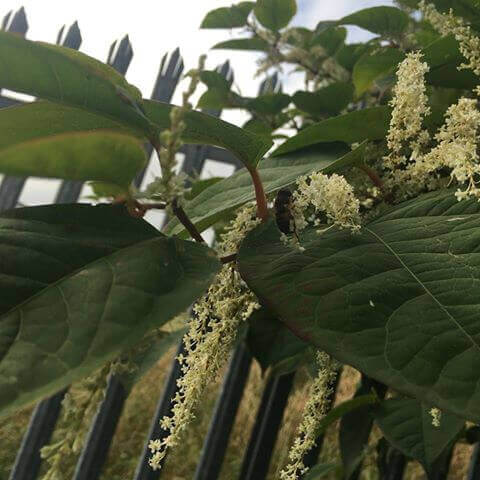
[{"left": 1, "top": 7, "right": 480, "bottom": 480}]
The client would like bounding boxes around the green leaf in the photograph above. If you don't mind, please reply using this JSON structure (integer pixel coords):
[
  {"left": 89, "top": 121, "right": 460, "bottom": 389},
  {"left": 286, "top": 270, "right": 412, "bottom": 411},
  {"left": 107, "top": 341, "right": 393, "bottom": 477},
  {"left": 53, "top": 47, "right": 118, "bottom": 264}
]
[
  {"left": 423, "top": 35, "right": 479, "bottom": 89},
  {"left": 237, "top": 189, "right": 480, "bottom": 422},
  {"left": 0, "top": 131, "right": 145, "bottom": 187},
  {"left": 243, "top": 118, "right": 274, "bottom": 137},
  {"left": 143, "top": 100, "right": 272, "bottom": 169},
  {"left": 339, "top": 6, "right": 410, "bottom": 37},
  {"left": 200, "top": 71, "right": 232, "bottom": 91},
  {"left": 118, "top": 328, "right": 186, "bottom": 392},
  {"left": 185, "top": 177, "right": 224, "bottom": 201},
  {"left": 247, "top": 307, "right": 310, "bottom": 373},
  {"left": 254, "top": 0, "right": 297, "bottom": 31},
  {"left": 212, "top": 37, "right": 270, "bottom": 51},
  {"left": 0, "top": 204, "right": 159, "bottom": 316},
  {"left": 340, "top": 377, "right": 387, "bottom": 478},
  {"left": 0, "top": 31, "right": 152, "bottom": 135},
  {"left": 165, "top": 142, "right": 364, "bottom": 236},
  {"left": 293, "top": 83, "right": 354, "bottom": 116},
  {"left": 272, "top": 106, "right": 390, "bottom": 157},
  {"left": 87, "top": 182, "right": 128, "bottom": 199},
  {"left": 312, "top": 26, "right": 347, "bottom": 56},
  {"left": 303, "top": 463, "right": 339, "bottom": 479},
  {"left": 353, "top": 48, "right": 405, "bottom": 96},
  {"left": 375, "top": 398, "right": 464, "bottom": 473},
  {"left": 0, "top": 102, "right": 146, "bottom": 185},
  {"left": 335, "top": 44, "right": 371, "bottom": 72},
  {"left": 200, "top": 2, "right": 255, "bottom": 28},
  {"left": 246, "top": 93, "right": 291, "bottom": 115},
  {"left": 0, "top": 205, "right": 220, "bottom": 417},
  {"left": 197, "top": 89, "right": 232, "bottom": 110}
]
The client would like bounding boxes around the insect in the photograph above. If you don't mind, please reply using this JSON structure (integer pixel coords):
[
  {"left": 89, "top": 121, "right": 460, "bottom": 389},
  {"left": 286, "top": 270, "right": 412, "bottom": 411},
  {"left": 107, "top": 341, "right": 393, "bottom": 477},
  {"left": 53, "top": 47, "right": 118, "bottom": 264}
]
[{"left": 274, "top": 188, "right": 295, "bottom": 235}]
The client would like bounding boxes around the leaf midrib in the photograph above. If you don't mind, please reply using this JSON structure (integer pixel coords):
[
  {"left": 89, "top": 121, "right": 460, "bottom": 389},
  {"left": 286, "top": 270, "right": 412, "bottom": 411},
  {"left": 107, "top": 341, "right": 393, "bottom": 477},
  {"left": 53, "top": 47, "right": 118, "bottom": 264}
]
[{"left": 365, "top": 226, "right": 480, "bottom": 355}]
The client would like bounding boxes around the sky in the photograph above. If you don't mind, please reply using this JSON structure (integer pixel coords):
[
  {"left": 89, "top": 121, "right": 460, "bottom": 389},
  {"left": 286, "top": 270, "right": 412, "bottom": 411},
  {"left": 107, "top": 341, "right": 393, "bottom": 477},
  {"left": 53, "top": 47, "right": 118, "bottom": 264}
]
[{"left": 0, "top": 0, "right": 394, "bottom": 223}]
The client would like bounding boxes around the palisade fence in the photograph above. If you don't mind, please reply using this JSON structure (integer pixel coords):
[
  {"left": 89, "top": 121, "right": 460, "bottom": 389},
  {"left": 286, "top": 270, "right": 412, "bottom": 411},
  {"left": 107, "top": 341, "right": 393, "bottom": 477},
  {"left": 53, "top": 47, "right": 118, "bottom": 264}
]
[{"left": 2, "top": 7, "right": 480, "bottom": 480}]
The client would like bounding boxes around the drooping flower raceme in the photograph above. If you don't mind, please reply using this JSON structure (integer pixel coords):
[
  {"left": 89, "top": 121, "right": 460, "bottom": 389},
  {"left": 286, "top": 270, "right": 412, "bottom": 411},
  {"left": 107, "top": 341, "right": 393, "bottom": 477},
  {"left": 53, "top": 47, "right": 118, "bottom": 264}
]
[
  {"left": 280, "top": 352, "right": 339, "bottom": 480},
  {"left": 148, "top": 204, "right": 260, "bottom": 470}
]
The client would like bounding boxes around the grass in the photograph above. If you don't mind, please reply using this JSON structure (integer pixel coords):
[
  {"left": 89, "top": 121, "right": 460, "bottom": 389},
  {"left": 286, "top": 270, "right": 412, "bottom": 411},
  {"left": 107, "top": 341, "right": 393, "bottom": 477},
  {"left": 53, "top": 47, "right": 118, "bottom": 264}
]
[{"left": 0, "top": 351, "right": 475, "bottom": 480}]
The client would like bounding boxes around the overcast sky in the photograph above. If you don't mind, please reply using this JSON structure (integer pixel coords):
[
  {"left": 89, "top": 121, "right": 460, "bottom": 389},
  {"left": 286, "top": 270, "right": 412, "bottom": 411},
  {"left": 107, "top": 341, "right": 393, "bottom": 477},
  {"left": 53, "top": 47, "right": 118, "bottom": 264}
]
[{"left": 0, "top": 0, "right": 393, "bottom": 221}]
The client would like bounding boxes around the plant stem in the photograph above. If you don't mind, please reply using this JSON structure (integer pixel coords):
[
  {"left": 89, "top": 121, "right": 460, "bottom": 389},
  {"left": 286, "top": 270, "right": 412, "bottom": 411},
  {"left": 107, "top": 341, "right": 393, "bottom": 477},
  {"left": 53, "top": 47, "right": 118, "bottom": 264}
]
[
  {"left": 171, "top": 198, "right": 205, "bottom": 243},
  {"left": 248, "top": 167, "right": 269, "bottom": 221},
  {"left": 220, "top": 253, "right": 237, "bottom": 264}
]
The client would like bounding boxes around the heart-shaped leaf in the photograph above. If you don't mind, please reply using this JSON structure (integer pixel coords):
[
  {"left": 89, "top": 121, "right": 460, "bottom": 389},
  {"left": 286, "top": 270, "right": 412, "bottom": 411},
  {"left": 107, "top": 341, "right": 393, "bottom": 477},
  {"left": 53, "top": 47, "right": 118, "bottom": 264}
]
[
  {"left": 375, "top": 397, "right": 464, "bottom": 474},
  {"left": 238, "top": 189, "right": 480, "bottom": 422},
  {"left": 0, "top": 204, "right": 220, "bottom": 417}
]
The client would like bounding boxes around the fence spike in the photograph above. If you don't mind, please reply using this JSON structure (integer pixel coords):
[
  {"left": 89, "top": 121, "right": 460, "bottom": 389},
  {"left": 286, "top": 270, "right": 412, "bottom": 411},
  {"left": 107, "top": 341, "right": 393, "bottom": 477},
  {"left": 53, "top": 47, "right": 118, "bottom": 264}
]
[
  {"left": 1, "top": 10, "right": 12, "bottom": 30},
  {"left": 56, "top": 24, "right": 65, "bottom": 45},
  {"left": 107, "top": 39, "right": 117, "bottom": 65},
  {"left": 63, "top": 21, "right": 82, "bottom": 49},
  {"left": 8, "top": 6, "right": 28, "bottom": 35},
  {"left": 108, "top": 34, "right": 133, "bottom": 74}
]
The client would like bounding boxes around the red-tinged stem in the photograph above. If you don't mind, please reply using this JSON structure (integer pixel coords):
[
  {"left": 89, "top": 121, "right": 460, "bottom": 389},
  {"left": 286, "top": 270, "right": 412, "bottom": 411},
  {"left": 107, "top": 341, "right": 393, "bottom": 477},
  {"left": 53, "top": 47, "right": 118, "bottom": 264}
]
[
  {"left": 358, "top": 164, "right": 394, "bottom": 204},
  {"left": 220, "top": 253, "right": 237, "bottom": 264},
  {"left": 248, "top": 167, "right": 269, "bottom": 221},
  {"left": 172, "top": 198, "right": 205, "bottom": 244}
]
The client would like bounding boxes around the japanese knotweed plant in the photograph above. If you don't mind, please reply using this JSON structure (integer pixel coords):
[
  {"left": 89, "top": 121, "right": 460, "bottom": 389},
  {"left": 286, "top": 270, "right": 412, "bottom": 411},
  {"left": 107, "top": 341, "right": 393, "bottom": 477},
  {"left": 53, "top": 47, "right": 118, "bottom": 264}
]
[{"left": 3, "top": 0, "right": 480, "bottom": 478}]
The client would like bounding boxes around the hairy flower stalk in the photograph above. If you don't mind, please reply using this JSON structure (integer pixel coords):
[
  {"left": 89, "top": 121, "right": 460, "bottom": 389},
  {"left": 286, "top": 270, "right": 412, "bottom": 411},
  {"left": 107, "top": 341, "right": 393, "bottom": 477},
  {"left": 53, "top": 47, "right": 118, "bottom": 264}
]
[
  {"left": 430, "top": 407, "right": 442, "bottom": 427},
  {"left": 40, "top": 364, "right": 111, "bottom": 480},
  {"left": 146, "top": 55, "right": 206, "bottom": 211},
  {"left": 148, "top": 205, "right": 260, "bottom": 470},
  {"left": 280, "top": 352, "right": 339, "bottom": 480},
  {"left": 292, "top": 172, "right": 361, "bottom": 235}
]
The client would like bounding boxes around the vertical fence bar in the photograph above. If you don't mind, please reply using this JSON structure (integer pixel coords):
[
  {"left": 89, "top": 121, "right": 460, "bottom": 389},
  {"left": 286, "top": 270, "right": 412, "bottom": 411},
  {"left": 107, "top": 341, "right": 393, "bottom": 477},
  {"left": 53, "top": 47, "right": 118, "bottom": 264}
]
[
  {"left": 191, "top": 71, "right": 281, "bottom": 480},
  {"left": 193, "top": 344, "right": 252, "bottom": 480},
  {"left": 0, "top": 7, "right": 29, "bottom": 212},
  {"left": 134, "top": 60, "right": 233, "bottom": 480},
  {"left": 55, "top": 34, "right": 131, "bottom": 203},
  {"left": 70, "top": 35, "right": 135, "bottom": 480},
  {"left": 135, "top": 47, "right": 184, "bottom": 188},
  {"left": 6, "top": 18, "right": 86, "bottom": 480},
  {"left": 239, "top": 372, "right": 296, "bottom": 480}
]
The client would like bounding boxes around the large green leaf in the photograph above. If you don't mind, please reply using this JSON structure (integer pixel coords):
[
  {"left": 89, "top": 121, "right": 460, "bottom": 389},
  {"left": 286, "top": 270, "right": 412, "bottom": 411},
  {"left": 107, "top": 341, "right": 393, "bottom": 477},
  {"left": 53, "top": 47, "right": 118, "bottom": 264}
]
[
  {"left": 200, "top": 2, "right": 255, "bottom": 28},
  {"left": 423, "top": 35, "right": 479, "bottom": 89},
  {"left": 246, "top": 93, "right": 291, "bottom": 115},
  {"left": 0, "top": 31, "right": 152, "bottom": 135},
  {"left": 0, "top": 204, "right": 159, "bottom": 315},
  {"left": 254, "top": 0, "right": 297, "bottom": 31},
  {"left": 312, "top": 25, "right": 347, "bottom": 56},
  {"left": 334, "top": 43, "right": 371, "bottom": 72},
  {"left": 165, "top": 142, "right": 364, "bottom": 237},
  {"left": 339, "top": 6, "right": 410, "bottom": 37},
  {"left": 143, "top": 100, "right": 272, "bottom": 169},
  {"left": 375, "top": 398, "right": 464, "bottom": 473},
  {"left": 0, "top": 103, "right": 146, "bottom": 185},
  {"left": 0, "top": 204, "right": 220, "bottom": 417},
  {"left": 212, "top": 38, "right": 270, "bottom": 51},
  {"left": 353, "top": 48, "right": 405, "bottom": 96},
  {"left": 272, "top": 106, "right": 390, "bottom": 157},
  {"left": 247, "top": 307, "right": 310, "bottom": 373},
  {"left": 293, "top": 83, "right": 354, "bottom": 116},
  {"left": 238, "top": 189, "right": 480, "bottom": 422}
]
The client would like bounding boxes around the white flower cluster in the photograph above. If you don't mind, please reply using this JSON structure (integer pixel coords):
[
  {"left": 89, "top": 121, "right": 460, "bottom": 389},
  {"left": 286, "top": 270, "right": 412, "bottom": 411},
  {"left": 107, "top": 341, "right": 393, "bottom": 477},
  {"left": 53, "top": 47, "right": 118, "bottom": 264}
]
[
  {"left": 292, "top": 172, "right": 361, "bottom": 235},
  {"left": 383, "top": 48, "right": 480, "bottom": 202},
  {"left": 384, "top": 51, "right": 431, "bottom": 170},
  {"left": 430, "top": 407, "right": 442, "bottom": 427},
  {"left": 148, "top": 205, "right": 260, "bottom": 470},
  {"left": 280, "top": 352, "right": 339, "bottom": 480},
  {"left": 420, "top": 1, "right": 480, "bottom": 77}
]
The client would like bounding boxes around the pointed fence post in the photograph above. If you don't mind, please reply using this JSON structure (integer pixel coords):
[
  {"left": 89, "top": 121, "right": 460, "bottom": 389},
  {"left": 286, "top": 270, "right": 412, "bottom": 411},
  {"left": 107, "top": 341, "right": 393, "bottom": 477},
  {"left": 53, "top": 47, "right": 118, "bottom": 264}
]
[
  {"left": 0, "top": 7, "right": 29, "bottom": 211},
  {"left": 54, "top": 34, "right": 131, "bottom": 203}
]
